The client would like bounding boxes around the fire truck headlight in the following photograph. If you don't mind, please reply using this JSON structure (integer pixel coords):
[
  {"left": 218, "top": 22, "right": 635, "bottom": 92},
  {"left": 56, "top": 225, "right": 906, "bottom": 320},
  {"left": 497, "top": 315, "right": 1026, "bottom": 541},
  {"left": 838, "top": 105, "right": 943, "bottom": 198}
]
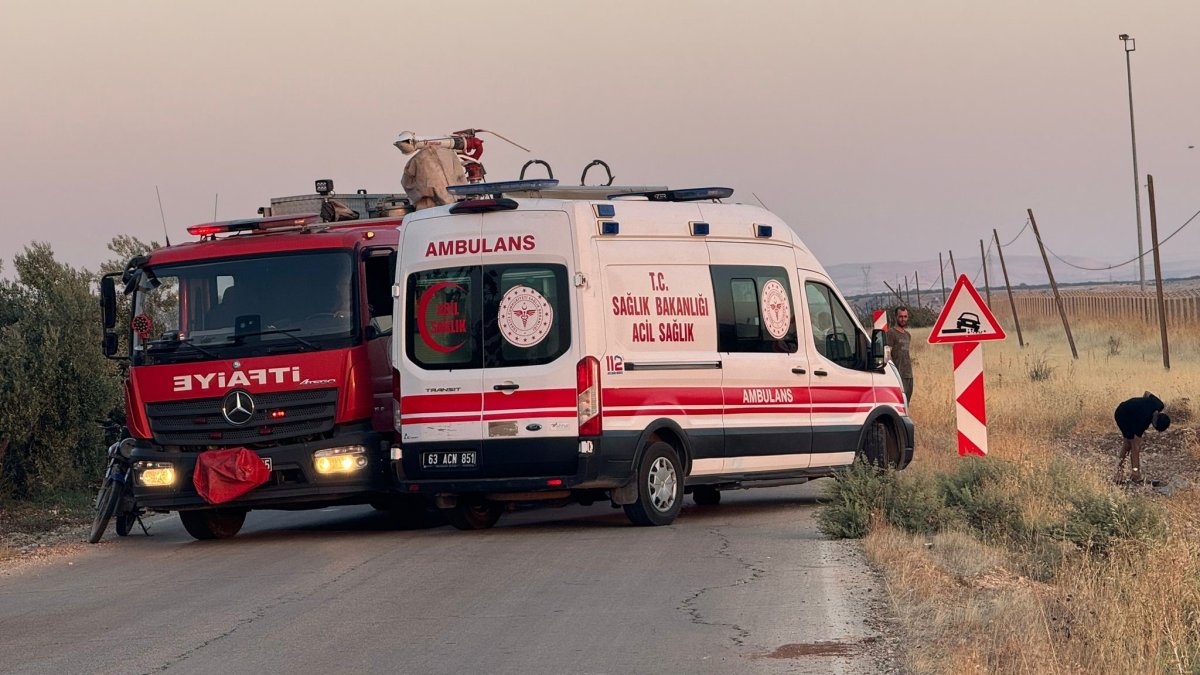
[
  {"left": 313, "top": 446, "right": 368, "bottom": 475},
  {"left": 135, "top": 461, "right": 177, "bottom": 487}
]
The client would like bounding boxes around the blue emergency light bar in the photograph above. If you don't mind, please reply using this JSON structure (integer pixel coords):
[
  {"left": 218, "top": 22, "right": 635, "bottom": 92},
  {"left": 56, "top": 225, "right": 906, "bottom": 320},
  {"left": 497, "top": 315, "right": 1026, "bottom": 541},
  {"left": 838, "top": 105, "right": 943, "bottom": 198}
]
[
  {"left": 447, "top": 179, "right": 560, "bottom": 197},
  {"left": 608, "top": 187, "right": 734, "bottom": 202}
]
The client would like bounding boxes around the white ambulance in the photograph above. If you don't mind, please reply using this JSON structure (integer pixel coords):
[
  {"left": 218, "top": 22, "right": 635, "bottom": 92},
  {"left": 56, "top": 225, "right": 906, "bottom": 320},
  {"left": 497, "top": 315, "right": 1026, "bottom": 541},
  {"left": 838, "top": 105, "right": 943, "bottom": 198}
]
[{"left": 391, "top": 180, "right": 912, "bottom": 529}]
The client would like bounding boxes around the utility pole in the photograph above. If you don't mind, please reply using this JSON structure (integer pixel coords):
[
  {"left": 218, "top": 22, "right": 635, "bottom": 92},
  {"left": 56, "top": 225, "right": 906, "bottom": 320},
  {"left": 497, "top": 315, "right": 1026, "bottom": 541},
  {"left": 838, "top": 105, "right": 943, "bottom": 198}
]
[
  {"left": 914, "top": 270, "right": 922, "bottom": 308},
  {"left": 949, "top": 250, "right": 958, "bottom": 278},
  {"left": 1028, "top": 208, "right": 1078, "bottom": 359},
  {"left": 994, "top": 228, "right": 1024, "bottom": 347},
  {"left": 1120, "top": 34, "right": 1146, "bottom": 290},
  {"left": 1147, "top": 175, "right": 1170, "bottom": 369},
  {"left": 938, "top": 252, "right": 947, "bottom": 304},
  {"left": 979, "top": 239, "right": 993, "bottom": 307}
]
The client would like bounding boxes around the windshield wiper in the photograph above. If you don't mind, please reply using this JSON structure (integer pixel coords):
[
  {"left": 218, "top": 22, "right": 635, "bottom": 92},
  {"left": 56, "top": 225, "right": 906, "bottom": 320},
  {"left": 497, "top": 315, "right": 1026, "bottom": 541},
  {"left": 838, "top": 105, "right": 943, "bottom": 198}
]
[
  {"left": 227, "top": 328, "right": 319, "bottom": 351},
  {"left": 145, "top": 337, "right": 220, "bottom": 359}
]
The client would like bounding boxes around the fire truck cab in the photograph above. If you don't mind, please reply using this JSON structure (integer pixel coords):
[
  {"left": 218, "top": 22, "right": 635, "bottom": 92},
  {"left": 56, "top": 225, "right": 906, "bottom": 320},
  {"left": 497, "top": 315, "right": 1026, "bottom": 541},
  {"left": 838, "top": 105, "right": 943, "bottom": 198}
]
[
  {"left": 391, "top": 180, "right": 914, "bottom": 530},
  {"left": 102, "top": 198, "right": 407, "bottom": 540}
]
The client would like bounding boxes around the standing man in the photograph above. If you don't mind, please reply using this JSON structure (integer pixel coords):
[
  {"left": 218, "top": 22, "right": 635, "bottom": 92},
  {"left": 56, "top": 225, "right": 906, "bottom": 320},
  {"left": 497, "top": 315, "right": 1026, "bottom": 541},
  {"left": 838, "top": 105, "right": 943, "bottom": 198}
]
[
  {"left": 887, "top": 306, "right": 913, "bottom": 402},
  {"left": 1113, "top": 391, "right": 1170, "bottom": 484}
]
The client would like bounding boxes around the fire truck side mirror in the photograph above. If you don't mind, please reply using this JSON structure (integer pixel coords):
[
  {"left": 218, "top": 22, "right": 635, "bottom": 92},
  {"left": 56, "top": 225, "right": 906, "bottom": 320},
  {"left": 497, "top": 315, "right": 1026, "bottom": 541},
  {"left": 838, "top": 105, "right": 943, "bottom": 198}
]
[
  {"left": 870, "top": 329, "right": 887, "bottom": 370},
  {"left": 100, "top": 276, "right": 117, "bottom": 330},
  {"left": 102, "top": 331, "right": 119, "bottom": 358}
]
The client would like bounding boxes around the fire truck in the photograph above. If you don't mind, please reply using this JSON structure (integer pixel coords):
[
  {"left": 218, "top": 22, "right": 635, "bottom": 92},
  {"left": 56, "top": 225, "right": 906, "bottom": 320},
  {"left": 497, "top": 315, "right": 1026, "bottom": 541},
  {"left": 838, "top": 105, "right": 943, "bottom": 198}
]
[{"left": 99, "top": 182, "right": 411, "bottom": 539}]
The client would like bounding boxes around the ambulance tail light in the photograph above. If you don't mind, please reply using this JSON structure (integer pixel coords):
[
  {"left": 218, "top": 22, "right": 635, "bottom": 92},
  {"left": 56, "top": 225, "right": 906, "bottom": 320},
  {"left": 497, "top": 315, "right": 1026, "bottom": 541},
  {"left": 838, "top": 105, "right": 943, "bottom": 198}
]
[{"left": 576, "top": 356, "right": 603, "bottom": 437}]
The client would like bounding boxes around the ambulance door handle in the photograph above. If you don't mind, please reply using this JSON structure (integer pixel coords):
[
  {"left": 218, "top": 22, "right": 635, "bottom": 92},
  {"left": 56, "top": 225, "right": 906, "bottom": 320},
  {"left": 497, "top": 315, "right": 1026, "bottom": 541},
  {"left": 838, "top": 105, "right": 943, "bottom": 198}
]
[
  {"left": 493, "top": 383, "right": 520, "bottom": 391},
  {"left": 813, "top": 370, "right": 829, "bottom": 377},
  {"left": 791, "top": 367, "right": 807, "bottom": 375}
]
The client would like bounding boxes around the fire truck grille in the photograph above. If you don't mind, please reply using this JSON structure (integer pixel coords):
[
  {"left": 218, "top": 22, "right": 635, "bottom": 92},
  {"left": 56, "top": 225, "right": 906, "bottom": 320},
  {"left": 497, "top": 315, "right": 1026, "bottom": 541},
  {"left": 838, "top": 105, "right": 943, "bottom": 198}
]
[{"left": 146, "top": 389, "right": 339, "bottom": 446}]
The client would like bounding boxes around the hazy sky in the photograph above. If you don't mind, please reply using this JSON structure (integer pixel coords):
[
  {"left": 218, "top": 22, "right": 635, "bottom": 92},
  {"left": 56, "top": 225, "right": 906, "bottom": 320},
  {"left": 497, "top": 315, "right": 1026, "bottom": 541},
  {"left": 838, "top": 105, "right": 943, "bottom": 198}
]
[{"left": 2, "top": 0, "right": 1197, "bottom": 277}]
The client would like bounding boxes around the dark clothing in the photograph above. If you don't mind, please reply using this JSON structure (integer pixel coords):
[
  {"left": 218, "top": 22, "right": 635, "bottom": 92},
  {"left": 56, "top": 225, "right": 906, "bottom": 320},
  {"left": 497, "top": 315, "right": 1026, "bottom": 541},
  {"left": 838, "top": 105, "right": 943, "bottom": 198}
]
[
  {"left": 901, "top": 376, "right": 914, "bottom": 403},
  {"left": 1114, "top": 394, "right": 1164, "bottom": 439},
  {"left": 886, "top": 327, "right": 912, "bottom": 378}
]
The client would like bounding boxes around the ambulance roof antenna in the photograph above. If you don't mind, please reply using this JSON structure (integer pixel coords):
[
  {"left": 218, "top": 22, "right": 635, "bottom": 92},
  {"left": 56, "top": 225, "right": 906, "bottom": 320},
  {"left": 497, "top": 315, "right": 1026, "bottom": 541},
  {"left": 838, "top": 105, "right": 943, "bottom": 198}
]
[
  {"left": 752, "top": 192, "right": 769, "bottom": 209},
  {"left": 155, "top": 185, "right": 172, "bottom": 247}
]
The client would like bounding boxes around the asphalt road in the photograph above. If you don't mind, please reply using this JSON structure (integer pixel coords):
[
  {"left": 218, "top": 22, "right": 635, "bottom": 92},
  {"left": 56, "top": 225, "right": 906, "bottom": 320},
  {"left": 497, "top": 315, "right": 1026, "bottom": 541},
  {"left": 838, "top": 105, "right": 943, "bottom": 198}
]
[{"left": 0, "top": 482, "right": 890, "bottom": 675}]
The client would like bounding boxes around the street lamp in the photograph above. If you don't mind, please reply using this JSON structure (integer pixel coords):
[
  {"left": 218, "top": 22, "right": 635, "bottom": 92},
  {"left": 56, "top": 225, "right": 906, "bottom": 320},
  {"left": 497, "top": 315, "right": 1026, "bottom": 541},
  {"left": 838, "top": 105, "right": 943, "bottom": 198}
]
[{"left": 1120, "top": 33, "right": 1145, "bottom": 290}]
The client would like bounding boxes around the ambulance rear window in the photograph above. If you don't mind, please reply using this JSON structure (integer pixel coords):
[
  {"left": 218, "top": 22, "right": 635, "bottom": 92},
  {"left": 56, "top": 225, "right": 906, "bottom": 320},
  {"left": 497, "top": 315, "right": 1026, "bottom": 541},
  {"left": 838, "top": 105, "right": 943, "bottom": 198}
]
[{"left": 406, "top": 264, "right": 570, "bottom": 370}]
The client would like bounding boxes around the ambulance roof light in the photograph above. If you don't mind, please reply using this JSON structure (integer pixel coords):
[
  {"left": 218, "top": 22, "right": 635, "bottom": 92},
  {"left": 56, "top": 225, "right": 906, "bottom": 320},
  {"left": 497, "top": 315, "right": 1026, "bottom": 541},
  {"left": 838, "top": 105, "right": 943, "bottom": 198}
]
[
  {"left": 447, "top": 179, "right": 560, "bottom": 197},
  {"left": 449, "top": 198, "right": 520, "bottom": 214},
  {"left": 608, "top": 187, "right": 733, "bottom": 202}
]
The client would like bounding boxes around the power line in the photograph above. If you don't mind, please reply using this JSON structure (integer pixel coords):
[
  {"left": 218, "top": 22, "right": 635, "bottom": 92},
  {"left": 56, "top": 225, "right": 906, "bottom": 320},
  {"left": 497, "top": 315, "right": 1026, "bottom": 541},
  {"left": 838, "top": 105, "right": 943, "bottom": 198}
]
[{"left": 1041, "top": 205, "right": 1200, "bottom": 271}]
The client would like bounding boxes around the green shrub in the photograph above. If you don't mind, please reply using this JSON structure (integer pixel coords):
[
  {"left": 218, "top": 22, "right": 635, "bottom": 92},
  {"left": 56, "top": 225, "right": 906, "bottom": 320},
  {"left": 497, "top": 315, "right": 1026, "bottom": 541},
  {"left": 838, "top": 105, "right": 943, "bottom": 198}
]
[
  {"left": 1058, "top": 490, "right": 1166, "bottom": 556},
  {"left": 817, "top": 461, "right": 887, "bottom": 539}
]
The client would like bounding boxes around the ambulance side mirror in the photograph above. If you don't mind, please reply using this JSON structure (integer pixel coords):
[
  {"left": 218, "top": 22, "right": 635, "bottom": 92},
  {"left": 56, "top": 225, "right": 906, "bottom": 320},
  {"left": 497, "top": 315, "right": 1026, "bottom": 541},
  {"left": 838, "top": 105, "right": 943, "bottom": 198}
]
[{"left": 870, "top": 329, "right": 887, "bottom": 370}]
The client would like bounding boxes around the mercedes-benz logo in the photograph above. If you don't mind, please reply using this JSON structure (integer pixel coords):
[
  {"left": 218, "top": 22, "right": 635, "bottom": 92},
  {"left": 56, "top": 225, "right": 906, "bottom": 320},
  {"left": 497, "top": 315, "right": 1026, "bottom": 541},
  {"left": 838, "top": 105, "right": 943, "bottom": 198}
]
[{"left": 221, "top": 389, "right": 256, "bottom": 426}]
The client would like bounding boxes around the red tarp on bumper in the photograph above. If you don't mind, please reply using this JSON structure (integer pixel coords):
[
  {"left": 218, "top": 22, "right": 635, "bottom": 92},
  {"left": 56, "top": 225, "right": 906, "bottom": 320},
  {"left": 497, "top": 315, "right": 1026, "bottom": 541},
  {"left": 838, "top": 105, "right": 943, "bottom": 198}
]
[{"left": 194, "top": 448, "right": 270, "bottom": 504}]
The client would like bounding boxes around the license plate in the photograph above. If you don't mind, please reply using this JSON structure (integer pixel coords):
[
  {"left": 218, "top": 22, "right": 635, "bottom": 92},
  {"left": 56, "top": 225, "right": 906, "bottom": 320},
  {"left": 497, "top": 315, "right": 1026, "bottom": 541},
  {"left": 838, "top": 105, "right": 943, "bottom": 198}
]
[{"left": 422, "top": 451, "right": 477, "bottom": 468}]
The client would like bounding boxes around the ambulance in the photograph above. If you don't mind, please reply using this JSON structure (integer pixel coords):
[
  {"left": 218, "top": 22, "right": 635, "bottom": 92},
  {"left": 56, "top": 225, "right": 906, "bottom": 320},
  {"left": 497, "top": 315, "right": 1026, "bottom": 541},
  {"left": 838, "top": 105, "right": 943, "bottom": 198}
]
[{"left": 391, "top": 180, "right": 913, "bottom": 529}]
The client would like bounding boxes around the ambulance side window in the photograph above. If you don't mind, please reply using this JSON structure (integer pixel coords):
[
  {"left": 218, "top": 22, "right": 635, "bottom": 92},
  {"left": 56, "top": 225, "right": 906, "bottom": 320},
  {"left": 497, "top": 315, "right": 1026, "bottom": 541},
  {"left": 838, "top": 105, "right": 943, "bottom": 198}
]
[
  {"left": 406, "top": 267, "right": 480, "bottom": 370},
  {"left": 711, "top": 265, "right": 797, "bottom": 353},
  {"left": 483, "top": 264, "right": 570, "bottom": 368},
  {"left": 804, "top": 281, "right": 862, "bottom": 368}
]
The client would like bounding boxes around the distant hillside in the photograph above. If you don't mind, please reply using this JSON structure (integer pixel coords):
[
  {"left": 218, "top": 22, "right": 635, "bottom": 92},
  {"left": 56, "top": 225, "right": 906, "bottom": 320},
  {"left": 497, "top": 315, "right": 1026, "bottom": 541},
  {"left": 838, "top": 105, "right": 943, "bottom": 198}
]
[{"left": 829, "top": 255, "right": 1200, "bottom": 297}]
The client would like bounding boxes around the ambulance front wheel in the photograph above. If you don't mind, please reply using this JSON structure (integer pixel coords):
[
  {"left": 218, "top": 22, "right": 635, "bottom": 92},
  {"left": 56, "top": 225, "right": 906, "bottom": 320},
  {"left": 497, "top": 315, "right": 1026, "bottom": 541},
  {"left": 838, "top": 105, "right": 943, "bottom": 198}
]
[
  {"left": 624, "top": 442, "right": 684, "bottom": 526},
  {"left": 860, "top": 419, "right": 900, "bottom": 469},
  {"left": 692, "top": 486, "right": 721, "bottom": 506}
]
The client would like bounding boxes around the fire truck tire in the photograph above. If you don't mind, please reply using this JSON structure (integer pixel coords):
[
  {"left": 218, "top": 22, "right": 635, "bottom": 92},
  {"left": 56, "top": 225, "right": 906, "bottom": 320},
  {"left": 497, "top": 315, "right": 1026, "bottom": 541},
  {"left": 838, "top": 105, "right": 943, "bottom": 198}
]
[
  {"left": 87, "top": 480, "right": 121, "bottom": 544},
  {"left": 624, "top": 442, "right": 683, "bottom": 526},
  {"left": 382, "top": 496, "right": 444, "bottom": 530},
  {"left": 446, "top": 497, "right": 502, "bottom": 531},
  {"left": 180, "top": 509, "right": 247, "bottom": 540},
  {"left": 692, "top": 486, "right": 721, "bottom": 506},
  {"left": 860, "top": 419, "right": 900, "bottom": 469}
]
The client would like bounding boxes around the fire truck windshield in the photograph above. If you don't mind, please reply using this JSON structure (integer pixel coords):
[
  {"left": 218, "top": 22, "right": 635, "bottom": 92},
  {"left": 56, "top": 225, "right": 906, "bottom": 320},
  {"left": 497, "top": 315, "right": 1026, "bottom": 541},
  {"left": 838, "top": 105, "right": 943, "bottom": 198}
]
[{"left": 131, "top": 250, "right": 357, "bottom": 365}]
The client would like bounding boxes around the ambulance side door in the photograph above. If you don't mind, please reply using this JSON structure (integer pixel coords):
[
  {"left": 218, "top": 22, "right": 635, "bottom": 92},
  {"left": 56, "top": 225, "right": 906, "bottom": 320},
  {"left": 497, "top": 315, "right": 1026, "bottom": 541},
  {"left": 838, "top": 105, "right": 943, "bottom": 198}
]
[
  {"left": 801, "top": 275, "right": 875, "bottom": 469},
  {"left": 709, "top": 242, "right": 811, "bottom": 475}
]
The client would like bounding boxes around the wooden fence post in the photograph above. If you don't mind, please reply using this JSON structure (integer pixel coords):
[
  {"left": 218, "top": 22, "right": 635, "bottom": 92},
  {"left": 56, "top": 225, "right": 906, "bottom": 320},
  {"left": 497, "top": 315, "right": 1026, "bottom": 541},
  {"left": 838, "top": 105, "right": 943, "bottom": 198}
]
[
  {"left": 1028, "top": 208, "right": 1078, "bottom": 359},
  {"left": 993, "top": 228, "right": 1025, "bottom": 347}
]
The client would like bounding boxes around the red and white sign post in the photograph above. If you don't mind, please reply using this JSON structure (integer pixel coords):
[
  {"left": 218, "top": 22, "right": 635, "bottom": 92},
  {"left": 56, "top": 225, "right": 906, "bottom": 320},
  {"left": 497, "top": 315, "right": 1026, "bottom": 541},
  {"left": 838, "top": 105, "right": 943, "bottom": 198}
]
[
  {"left": 873, "top": 310, "right": 888, "bottom": 332},
  {"left": 928, "top": 275, "right": 1006, "bottom": 457}
]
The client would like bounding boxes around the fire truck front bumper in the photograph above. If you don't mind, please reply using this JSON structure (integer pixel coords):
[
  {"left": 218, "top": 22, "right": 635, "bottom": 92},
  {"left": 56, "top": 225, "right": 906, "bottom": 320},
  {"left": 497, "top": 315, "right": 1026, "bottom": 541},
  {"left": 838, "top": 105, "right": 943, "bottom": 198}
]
[{"left": 128, "top": 431, "right": 391, "bottom": 512}]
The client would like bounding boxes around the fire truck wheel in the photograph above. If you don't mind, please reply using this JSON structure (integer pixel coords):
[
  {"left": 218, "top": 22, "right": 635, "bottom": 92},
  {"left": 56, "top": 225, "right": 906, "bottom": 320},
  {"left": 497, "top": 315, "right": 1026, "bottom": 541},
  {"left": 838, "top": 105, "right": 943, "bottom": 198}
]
[
  {"left": 381, "top": 496, "right": 444, "bottom": 530},
  {"left": 179, "top": 508, "right": 247, "bottom": 540},
  {"left": 624, "top": 442, "right": 683, "bottom": 526},
  {"left": 446, "top": 497, "right": 502, "bottom": 531},
  {"left": 859, "top": 420, "right": 899, "bottom": 469},
  {"left": 692, "top": 486, "right": 721, "bottom": 506}
]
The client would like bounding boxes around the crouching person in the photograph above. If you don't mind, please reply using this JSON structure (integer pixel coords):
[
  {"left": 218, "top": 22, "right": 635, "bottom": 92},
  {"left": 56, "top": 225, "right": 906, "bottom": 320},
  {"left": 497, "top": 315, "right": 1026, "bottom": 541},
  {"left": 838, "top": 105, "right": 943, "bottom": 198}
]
[{"left": 1113, "top": 391, "right": 1170, "bottom": 484}]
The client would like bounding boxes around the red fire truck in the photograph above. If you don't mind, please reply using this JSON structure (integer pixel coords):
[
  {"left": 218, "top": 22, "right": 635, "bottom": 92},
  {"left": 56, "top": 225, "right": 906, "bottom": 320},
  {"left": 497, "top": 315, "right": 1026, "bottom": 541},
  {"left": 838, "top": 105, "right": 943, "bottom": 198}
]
[{"left": 99, "top": 183, "right": 408, "bottom": 539}]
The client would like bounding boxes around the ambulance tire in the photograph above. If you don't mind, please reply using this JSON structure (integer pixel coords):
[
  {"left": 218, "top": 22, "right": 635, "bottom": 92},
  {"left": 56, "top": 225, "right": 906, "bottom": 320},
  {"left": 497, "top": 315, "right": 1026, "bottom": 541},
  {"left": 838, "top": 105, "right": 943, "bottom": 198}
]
[
  {"left": 179, "top": 508, "right": 247, "bottom": 540},
  {"left": 692, "top": 486, "right": 721, "bottom": 506},
  {"left": 624, "top": 442, "right": 684, "bottom": 526},
  {"left": 446, "top": 497, "right": 503, "bottom": 531},
  {"left": 860, "top": 419, "right": 899, "bottom": 469}
]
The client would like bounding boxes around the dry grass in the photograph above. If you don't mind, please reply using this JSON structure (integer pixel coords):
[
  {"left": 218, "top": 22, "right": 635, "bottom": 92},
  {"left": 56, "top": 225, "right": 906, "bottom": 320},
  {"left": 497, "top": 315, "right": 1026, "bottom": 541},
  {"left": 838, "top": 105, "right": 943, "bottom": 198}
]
[{"left": 864, "top": 317, "right": 1200, "bottom": 674}]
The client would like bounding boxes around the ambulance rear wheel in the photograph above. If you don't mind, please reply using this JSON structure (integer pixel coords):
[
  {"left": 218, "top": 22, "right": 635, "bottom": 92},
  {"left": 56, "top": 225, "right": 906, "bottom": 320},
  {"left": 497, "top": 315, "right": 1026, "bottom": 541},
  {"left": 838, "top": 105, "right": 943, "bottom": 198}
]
[
  {"left": 624, "top": 442, "right": 683, "bottom": 526},
  {"left": 692, "top": 486, "right": 721, "bottom": 506},
  {"left": 180, "top": 508, "right": 246, "bottom": 540},
  {"left": 446, "top": 497, "right": 502, "bottom": 531}
]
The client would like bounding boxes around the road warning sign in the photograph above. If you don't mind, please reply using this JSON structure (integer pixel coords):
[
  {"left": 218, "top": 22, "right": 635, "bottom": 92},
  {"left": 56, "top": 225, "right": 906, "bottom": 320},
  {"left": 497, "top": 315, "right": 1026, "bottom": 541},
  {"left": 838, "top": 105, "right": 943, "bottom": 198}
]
[{"left": 928, "top": 275, "right": 1006, "bottom": 344}]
